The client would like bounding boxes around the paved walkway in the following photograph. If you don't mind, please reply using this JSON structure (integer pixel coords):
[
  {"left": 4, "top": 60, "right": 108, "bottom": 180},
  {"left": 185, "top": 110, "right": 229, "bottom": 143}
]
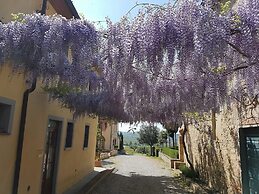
[{"left": 89, "top": 154, "right": 192, "bottom": 194}]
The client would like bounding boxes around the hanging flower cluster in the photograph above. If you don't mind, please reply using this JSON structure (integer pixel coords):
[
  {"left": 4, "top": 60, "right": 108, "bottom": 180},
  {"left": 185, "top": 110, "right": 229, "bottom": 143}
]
[
  {"left": 99, "top": 0, "right": 259, "bottom": 123},
  {"left": 0, "top": 0, "right": 258, "bottom": 123},
  {"left": 0, "top": 13, "right": 99, "bottom": 88}
]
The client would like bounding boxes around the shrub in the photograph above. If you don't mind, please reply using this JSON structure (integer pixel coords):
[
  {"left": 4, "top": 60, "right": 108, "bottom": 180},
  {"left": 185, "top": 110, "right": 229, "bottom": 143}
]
[
  {"left": 179, "top": 165, "right": 199, "bottom": 179},
  {"left": 136, "top": 146, "right": 150, "bottom": 154},
  {"left": 124, "top": 146, "right": 135, "bottom": 155}
]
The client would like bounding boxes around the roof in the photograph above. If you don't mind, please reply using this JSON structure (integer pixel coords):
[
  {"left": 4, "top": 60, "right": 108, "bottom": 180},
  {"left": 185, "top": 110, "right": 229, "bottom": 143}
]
[{"left": 49, "top": 0, "right": 80, "bottom": 19}]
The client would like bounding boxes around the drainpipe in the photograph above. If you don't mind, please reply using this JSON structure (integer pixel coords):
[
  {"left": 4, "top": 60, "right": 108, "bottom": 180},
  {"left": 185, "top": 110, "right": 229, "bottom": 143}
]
[
  {"left": 12, "top": 79, "right": 37, "bottom": 194},
  {"left": 41, "top": 0, "right": 48, "bottom": 15},
  {"left": 12, "top": 2, "right": 46, "bottom": 194}
]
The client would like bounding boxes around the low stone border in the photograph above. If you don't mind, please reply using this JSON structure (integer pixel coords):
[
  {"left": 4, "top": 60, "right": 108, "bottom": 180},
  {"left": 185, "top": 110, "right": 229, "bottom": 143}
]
[
  {"left": 159, "top": 152, "right": 178, "bottom": 168},
  {"left": 99, "top": 150, "right": 118, "bottom": 160}
]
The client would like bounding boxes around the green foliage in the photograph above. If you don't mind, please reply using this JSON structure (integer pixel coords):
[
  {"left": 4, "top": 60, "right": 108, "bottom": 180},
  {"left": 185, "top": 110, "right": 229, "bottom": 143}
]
[
  {"left": 43, "top": 83, "right": 81, "bottom": 97},
  {"left": 11, "top": 13, "right": 25, "bottom": 22},
  {"left": 138, "top": 125, "right": 159, "bottom": 146},
  {"left": 135, "top": 146, "right": 150, "bottom": 155},
  {"left": 161, "top": 147, "right": 178, "bottom": 159},
  {"left": 96, "top": 126, "right": 105, "bottom": 152},
  {"left": 158, "top": 131, "right": 167, "bottom": 145},
  {"left": 220, "top": 1, "right": 232, "bottom": 14},
  {"left": 124, "top": 146, "right": 135, "bottom": 155},
  {"left": 179, "top": 165, "right": 199, "bottom": 179},
  {"left": 162, "top": 121, "right": 178, "bottom": 139},
  {"left": 129, "top": 142, "right": 138, "bottom": 151},
  {"left": 211, "top": 65, "right": 227, "bottom": 74}
]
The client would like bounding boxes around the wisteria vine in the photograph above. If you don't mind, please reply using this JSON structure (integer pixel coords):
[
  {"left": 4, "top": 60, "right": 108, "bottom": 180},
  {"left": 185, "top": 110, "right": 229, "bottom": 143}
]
[{"left": 0, "top": 0, "right": 258, "bottom": 123}]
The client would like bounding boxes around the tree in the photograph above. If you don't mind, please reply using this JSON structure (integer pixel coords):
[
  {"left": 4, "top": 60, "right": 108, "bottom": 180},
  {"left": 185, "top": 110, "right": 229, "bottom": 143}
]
[
  {"left": 119, "top": 132, "right": 124, "bottom": 150},
  {"left": 138, "top": 125, "right": 159, "bottom": 155},
  {"left": 163, "top": 121, "right": 179, "bottom": 147},
  {"left": 158, "top": 131, "right": 168, "bottom": 147}
]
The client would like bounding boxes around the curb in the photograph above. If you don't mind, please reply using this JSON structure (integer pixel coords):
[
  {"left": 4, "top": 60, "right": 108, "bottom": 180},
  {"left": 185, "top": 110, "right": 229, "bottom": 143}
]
[{"left": 78, "top": 168, "right": 115, "bottom": 194}]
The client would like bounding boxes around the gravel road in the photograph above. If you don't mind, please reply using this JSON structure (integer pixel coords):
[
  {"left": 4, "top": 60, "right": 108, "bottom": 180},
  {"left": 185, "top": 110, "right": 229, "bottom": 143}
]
[{"left": 89, "top": 154, "right": 192, "bottom": 194}]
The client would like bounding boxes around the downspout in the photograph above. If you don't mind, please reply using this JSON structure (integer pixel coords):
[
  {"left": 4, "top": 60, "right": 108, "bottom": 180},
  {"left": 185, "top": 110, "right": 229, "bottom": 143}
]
[
  {"left": 41, "top": 0, "right": 48, "bottom": 15},
  {"left": 12, "top": 2, "right": 46, "bottom": 194},
  {"left": 12, "top": 80, "right": 37, "bottom": 194}
]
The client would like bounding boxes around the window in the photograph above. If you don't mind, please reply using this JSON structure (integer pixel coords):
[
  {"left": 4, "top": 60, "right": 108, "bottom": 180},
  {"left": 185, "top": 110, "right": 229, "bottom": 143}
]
[
  {"left": 83, "top": 125, "right": 90, "bottom": 148},
  {"left": 65, "top": 122, "right": 74, "bottom": 148},
  {"left": 0, "top": 97, "right": 15, "bottom": 134}
]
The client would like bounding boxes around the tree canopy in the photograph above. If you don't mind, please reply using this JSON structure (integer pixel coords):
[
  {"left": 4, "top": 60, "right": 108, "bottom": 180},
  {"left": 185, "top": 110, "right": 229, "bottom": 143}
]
[
  {"left": 0, "top": 0, "right": 258, "bottom": 123},
  {"left": 138, "top": 125, "right": 159, "bottom": 147}
]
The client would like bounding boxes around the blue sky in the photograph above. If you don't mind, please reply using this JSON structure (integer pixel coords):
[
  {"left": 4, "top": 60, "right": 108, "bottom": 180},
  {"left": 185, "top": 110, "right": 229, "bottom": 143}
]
[{"left": 73, "top": 0, "right": 171, "bottom": 23}]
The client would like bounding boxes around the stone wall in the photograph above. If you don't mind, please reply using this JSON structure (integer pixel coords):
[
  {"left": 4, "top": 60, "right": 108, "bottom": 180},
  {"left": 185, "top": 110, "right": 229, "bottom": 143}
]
[
  {"left": 159, "top": 152, "right": 174, "bottom": 168},
  {"left": 185, "top": 103, "right": 259, "bottom": 193}
]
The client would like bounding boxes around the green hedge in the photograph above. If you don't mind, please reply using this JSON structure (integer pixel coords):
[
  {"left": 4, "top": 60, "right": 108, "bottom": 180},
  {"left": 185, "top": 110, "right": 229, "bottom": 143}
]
[{"left": 161, "top": 147, "right": 178, "bottom": 158}]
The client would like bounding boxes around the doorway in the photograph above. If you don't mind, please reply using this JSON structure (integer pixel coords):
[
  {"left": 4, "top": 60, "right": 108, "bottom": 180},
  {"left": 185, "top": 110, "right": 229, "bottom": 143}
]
[
  {"left": 240, "top": 127, "right": 259, "bottom": 194},
  {"left": 41, "top": 119, "right": 62, "bottom": 194}
]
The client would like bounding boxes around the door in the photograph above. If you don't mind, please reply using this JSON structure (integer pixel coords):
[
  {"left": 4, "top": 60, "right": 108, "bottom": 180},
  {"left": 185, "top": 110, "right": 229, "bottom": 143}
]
[
  {"left": 41, "top": 119, "right": 61, "bottom": 194},
  {"left": 240, "top": 127, "right": 259, "bottom": 194}
]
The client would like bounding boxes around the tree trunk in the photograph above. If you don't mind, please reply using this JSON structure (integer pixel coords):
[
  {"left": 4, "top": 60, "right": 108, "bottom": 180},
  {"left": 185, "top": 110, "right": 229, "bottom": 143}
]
[
  {"left": 172, "top": 133, "right": 175, "bottom": 147},
  {"left": 182, "top": 124, "right": 195, "bottom": 171}
]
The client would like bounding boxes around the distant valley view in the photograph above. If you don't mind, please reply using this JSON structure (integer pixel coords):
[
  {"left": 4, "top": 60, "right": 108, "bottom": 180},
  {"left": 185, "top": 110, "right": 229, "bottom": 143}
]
[{"left": 121, "top": 131, "right": 140, "bottom": 145}]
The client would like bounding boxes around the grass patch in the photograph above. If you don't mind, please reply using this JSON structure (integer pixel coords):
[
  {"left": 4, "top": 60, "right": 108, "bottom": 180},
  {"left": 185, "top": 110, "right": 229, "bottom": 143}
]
[
  {"left": 124, "top": 146, "right": 135, "bottom": 155},
  {"left": 161, "top": 147, "right": 178, "bottom": 158}
]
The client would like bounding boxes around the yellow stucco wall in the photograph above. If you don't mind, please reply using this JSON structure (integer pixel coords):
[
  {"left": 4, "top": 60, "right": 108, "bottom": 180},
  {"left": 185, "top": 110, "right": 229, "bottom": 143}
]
[
  {"left": 0, "top": 65, "right": 26, "bottom": 194},
  {"left": 186, "top": 105, "right": 259, "bottom": 193},
  {"left": 18, "top": 83, "right": 97, "bottom": 194},
  {"left": 0, "top": 2, "right": 97, "bottom": 194},
  {"left": 0, "top": 64, "right": 98, "bottom": 194},
  {"left": 0, "top": 0, "right": 55, "bottom": 22}
]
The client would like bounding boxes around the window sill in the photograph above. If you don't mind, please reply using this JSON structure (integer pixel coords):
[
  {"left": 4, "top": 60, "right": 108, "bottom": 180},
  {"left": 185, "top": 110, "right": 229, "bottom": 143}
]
[{"left": 0, "top": 131, "right": 11, "bottom": 135}]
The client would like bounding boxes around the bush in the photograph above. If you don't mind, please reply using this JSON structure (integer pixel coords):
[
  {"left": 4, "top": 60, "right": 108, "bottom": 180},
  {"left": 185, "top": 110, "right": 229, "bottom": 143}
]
[
  {"left": 179, "top": 165, "right": 199, "bottom": 179},
  {"left": 124, "top": 146, "right": 135, "bottom": 155},
  {"left": 136, "top": 146, "right": 150, "bottom": 154}
]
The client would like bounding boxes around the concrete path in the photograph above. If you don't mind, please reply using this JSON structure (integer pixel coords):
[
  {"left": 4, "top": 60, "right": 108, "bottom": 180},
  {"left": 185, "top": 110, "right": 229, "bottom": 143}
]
[{"left": 89, "top": 154, "right": 192, "bottom": 194}]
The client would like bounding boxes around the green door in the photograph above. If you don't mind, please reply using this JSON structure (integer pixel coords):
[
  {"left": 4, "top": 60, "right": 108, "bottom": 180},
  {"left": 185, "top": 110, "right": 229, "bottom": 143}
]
[{"left": 240, "top": 127, "right": 259, "bottom": 194}]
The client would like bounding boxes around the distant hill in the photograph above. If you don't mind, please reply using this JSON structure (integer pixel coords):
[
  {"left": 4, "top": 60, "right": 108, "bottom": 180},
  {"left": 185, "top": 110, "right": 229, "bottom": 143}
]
[{"left": 121, "top": 131, "right": 139, "bottom": 145}]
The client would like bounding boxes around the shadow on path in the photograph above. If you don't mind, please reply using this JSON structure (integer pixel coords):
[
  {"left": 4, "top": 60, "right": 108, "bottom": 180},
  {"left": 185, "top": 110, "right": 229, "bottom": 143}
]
[
  {"left": 90, "top": 172, "right": 191, "bottom": 194},
  {"left": 101, "top": 160, "right": 115, "bottom": 166}
]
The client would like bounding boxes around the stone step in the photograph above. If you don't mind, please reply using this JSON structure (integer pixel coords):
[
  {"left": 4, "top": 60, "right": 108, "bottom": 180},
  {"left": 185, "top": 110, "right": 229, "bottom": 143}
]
[{"left": 174, "top": 161, "right": 186, "bottom": 170}]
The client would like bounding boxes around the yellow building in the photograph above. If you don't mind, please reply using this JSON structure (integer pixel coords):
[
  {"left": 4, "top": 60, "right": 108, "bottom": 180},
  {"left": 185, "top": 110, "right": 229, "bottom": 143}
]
[{"left": 0, "top": 1, "right": 97, "bottom": 194}]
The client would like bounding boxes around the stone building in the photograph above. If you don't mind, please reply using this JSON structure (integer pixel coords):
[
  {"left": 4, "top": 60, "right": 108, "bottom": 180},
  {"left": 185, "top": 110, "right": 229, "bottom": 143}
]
[{"left": 183, "top": 101, "right": 259, "bottom": 193}]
